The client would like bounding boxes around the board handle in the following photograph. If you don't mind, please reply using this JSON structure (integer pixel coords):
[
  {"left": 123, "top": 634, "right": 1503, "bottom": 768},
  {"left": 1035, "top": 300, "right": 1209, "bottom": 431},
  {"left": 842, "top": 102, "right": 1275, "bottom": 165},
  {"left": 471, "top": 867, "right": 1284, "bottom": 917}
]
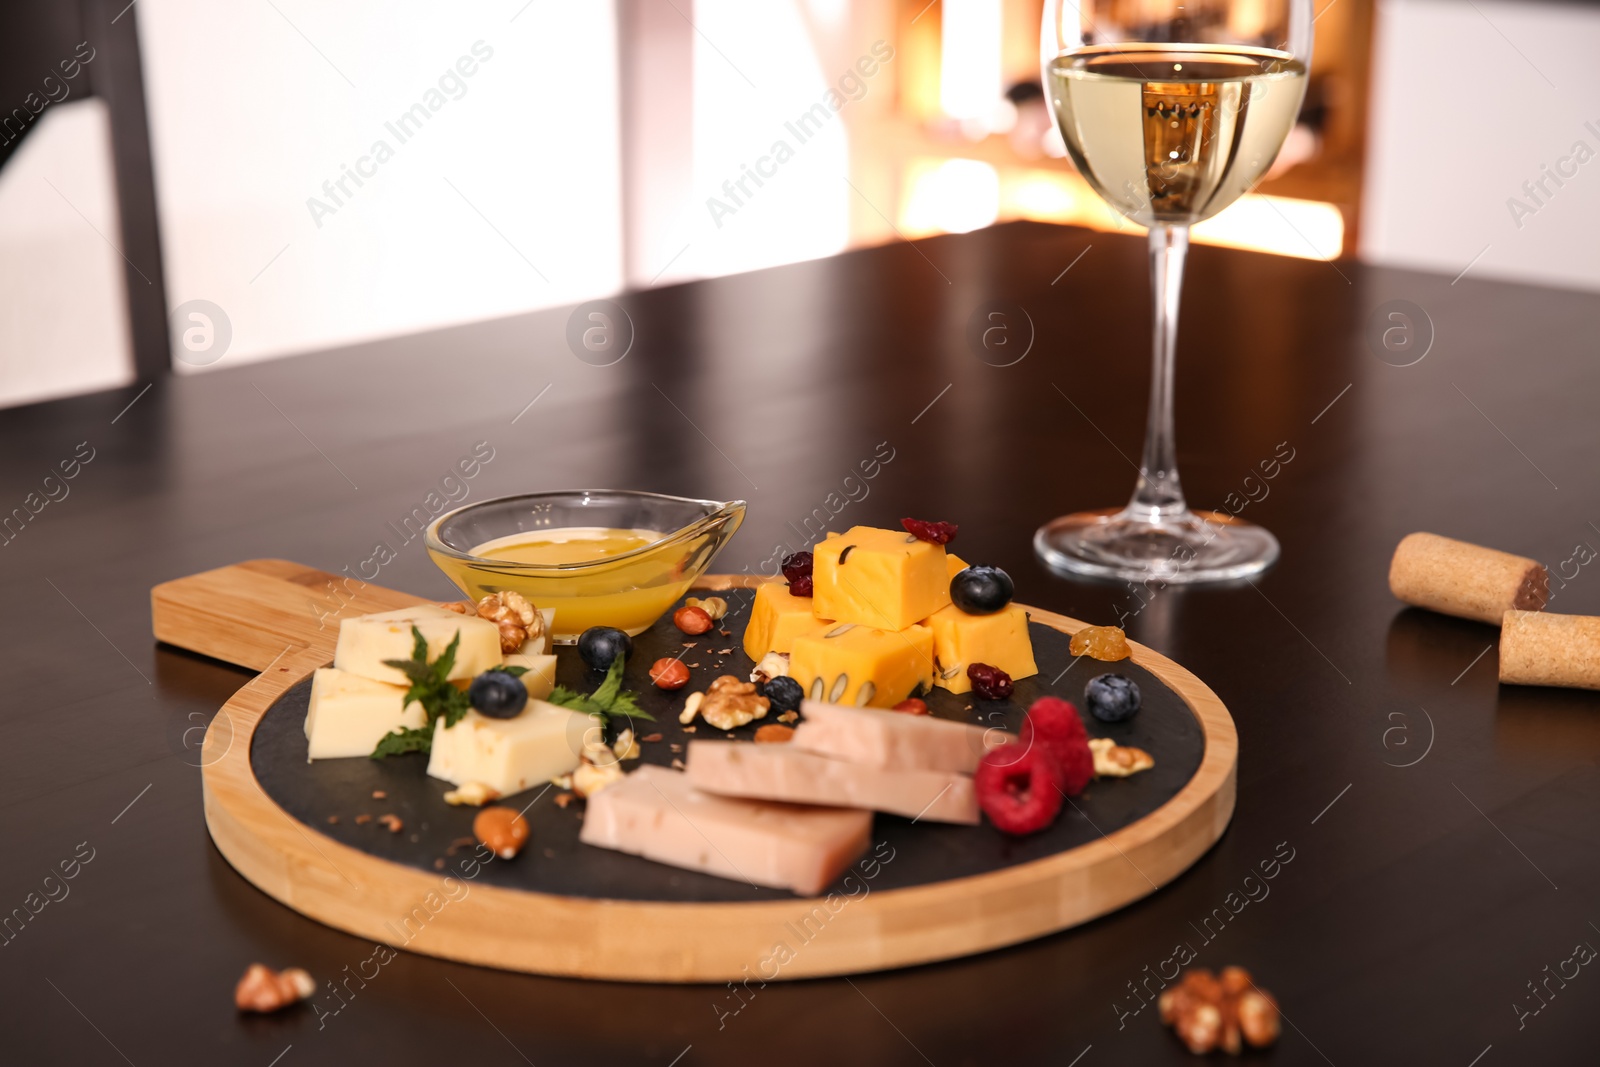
[{"left": 151, "top": 559, "right": 426, "bottom": 671}]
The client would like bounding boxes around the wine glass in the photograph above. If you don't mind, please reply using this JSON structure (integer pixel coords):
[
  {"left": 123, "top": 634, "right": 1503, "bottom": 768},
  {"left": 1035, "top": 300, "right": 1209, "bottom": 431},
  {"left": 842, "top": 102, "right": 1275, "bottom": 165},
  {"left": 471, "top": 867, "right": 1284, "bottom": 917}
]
[{"left": 1036, "top": 0, "right": 1313, "bottom": 583}]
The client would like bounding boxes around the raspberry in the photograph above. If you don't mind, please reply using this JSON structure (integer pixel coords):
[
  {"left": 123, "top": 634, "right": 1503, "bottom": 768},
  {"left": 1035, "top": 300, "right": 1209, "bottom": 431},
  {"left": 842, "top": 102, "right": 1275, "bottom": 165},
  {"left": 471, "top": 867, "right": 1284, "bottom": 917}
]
[
  {"left": 901, "top": 517, "right": 959, "bottom": 544},
  {"left": 780, "top": 551, "right": 813, "bottom": 584},
  {"left": 967, "top": 662, "right": 1014, "bottom": 700},
  {"left": 788, "top": 574, "right": 813, "bottom": 598},
  {"left": 1022, "top": 696, "right": 1093, "bottom": 796},
  {"left": 974, "top": 743, "right": 1063, "bottom": 835}
]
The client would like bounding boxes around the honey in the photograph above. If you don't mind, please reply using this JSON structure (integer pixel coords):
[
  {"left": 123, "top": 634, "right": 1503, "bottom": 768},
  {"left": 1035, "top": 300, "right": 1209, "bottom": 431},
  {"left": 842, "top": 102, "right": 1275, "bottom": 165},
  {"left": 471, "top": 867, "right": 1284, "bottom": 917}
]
[{"left": 429, "top": 527, "right": 696, "bottom": 642}]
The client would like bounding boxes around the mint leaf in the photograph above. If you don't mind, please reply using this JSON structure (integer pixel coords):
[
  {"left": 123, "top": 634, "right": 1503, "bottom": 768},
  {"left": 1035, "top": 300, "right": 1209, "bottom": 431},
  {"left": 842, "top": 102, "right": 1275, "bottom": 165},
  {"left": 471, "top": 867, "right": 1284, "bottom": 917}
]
[
  {"left": 371, "top": 725, "right": 432, "bottom": 758},
  {"left": 499, "top": 664, "right": 529, "bottom": 678},
  {"left": 372, "top": 625, "right": 477, "bottom": 750},
  {"left": 547, "top": 656, "right": 653, "bottom": 726}
]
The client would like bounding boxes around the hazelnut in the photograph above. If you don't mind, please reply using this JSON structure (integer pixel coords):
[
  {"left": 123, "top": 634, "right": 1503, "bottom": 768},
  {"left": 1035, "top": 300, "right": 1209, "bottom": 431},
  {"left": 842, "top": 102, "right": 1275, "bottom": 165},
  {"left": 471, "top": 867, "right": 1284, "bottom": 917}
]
[
  {"left": 673, "top": 605, "right": 714, "bottom": 635},
  {"left": 472, "top": 806, "right": 530, "bottom": 860},
  {"left": 234, "top": 963, "right": 314, "bottom": 1013},
  {"left": 649, "top": 657, "right": 690, "bottom": 690}
]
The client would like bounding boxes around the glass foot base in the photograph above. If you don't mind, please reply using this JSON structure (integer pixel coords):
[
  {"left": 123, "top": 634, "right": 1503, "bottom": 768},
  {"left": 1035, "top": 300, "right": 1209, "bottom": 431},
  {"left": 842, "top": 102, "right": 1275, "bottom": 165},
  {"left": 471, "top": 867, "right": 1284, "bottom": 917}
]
[{"left": 1034, "top": 507, "right": 1279, "bottom": 585}]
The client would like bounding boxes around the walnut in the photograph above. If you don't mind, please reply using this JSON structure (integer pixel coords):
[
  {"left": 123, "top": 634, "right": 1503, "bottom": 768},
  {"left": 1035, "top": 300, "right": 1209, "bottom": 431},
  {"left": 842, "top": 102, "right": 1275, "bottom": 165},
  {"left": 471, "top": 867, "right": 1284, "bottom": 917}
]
[
  {"left": 234, "top": 963, "right": 314, "bottom": 1013},
  {"left": 613, "top": 728, "right": 641, "bottom": 760},
  {"left": 1159, "top": 967, "right": 1279, "bottom": 1054},
  {"left": 438, "top": 601, "right": 472, "bottom": 614},
  {"left": 475, "top": 591, "right": 544, "bottom": 653},
  {"left": 1088, "top": 737, "right": 1155, "bottom": 778},
  {"left": 572, "top": 744, "right": 625, "bottom": 797},
  {"left": 699, "top": 675, "right": 769, "bottom": 730}
]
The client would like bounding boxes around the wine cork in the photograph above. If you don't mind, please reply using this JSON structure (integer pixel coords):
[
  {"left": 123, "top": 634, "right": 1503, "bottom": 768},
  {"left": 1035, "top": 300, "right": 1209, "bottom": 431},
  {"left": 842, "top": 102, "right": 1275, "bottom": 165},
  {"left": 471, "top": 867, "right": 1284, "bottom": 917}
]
[
  {"left": 1500, "top": 610, "right": 1600, "bottom": 689},
  {"left": 1388, "top": 532, "right": 1547, "bottom": 625}
]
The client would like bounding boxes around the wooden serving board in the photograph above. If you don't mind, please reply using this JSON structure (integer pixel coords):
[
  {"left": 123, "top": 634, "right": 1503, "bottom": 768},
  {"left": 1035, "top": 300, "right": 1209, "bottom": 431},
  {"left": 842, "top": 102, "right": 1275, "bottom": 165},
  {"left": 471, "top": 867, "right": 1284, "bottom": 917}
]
[{"left": 152, "top": 560, "right": 1237, "bottom": 982}]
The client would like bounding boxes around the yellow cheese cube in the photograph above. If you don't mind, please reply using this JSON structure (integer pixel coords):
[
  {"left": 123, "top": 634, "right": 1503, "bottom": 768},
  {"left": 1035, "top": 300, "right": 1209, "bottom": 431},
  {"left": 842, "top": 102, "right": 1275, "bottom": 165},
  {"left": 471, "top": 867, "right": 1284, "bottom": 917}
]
[
  {"left": 925, "top": 603, "right": 1038, "bottom": 694},
  {"left": 946, "top": 553, "right": 969, "bottom": 579},
  {"left": 790, "top": 623, "right": 934, "bottom": 708},
  {"left": 741, "top": 582, "right": 833, "bottom": 659},
  {"left": 812, "top": 526, "right": 950, "bottom": 632}
]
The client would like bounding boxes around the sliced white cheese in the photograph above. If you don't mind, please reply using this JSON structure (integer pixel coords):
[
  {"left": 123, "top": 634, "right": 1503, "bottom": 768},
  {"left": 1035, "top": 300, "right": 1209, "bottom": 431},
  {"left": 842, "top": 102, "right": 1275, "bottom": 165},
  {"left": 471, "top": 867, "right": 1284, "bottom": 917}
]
[
  {"left": 303, "top": 667, "right": 426, "bottom": 760},
  {"left": 503, "top": 652, "right": 558, "bottom": 699},
  {"left": 425, "top": 700, "right": 594, "bottom": 796},
  {"left": 333, "top": 604, "right": 501, "bottom": 686}
]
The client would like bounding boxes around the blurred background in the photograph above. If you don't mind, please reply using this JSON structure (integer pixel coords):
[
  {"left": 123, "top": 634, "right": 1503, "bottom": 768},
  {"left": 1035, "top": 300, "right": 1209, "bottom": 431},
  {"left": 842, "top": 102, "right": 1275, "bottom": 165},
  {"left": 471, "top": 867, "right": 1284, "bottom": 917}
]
[{"left": 1, "top": 0, "right": 1595, "bottom": 409}]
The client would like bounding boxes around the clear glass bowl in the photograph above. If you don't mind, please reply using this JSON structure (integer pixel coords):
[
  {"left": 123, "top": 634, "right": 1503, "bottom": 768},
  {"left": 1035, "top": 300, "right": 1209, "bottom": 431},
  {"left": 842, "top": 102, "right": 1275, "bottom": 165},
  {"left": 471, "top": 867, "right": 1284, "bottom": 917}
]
[{"left": 425, "top": 490, "right": 746, "bottom": 643}]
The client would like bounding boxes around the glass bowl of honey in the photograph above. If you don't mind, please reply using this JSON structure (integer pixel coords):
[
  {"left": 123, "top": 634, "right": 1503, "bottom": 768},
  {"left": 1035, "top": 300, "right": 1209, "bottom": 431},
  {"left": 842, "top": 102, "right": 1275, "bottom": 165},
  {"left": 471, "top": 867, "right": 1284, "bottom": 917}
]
[{"left": 425, "top": 490, "right": 746, "bottom": 643}]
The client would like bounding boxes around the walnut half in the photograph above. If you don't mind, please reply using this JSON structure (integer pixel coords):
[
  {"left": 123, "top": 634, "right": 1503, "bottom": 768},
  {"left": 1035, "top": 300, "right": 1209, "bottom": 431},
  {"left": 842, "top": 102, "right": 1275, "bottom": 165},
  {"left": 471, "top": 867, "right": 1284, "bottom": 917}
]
[
  {"left": 1158, "top": 967, "right": 1279, "bottom": 1054},
  {"left": 699, "top": 675, "right": 770, "bottom": 730},
  {"left": 1088, "top": 737, "right": 1155, "bottom": 778},
  {"left": 476, "top": 591, "right": 544, "bottom": 654}
]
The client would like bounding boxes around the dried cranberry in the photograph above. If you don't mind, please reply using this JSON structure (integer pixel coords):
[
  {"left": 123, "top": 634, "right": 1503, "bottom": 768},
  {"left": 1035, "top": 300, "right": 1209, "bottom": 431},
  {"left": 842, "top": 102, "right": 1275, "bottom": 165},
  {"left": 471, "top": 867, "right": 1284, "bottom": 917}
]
[
  {"left": 902, "top": 517, "right": 959, "bottom": 544},
  {"left": 788, "top": 574, "right": 813, "bottom": 598},
  {"left": 974, "top": 744, "right": 1062, "bottom": 835},
  {"left": 780, "top": 551, "right": 812, "bottom": 583},
  {"left": 967, "top": 662, "right": 1014, "bottom": 700}
]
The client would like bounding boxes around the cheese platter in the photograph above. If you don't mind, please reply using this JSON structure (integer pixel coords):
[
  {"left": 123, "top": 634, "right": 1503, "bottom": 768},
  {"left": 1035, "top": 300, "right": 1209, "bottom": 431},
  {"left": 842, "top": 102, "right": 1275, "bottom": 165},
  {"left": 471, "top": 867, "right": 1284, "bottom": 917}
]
[{"left": 152, "top": 496, "right": 1236, "bottom": 983}]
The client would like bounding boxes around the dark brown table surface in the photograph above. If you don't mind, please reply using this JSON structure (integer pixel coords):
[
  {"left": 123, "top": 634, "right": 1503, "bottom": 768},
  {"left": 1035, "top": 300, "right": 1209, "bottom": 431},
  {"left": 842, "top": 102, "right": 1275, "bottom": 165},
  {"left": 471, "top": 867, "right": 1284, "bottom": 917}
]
[{"left": 4, "top": 220, "right": 1598, "bottom": 1065}]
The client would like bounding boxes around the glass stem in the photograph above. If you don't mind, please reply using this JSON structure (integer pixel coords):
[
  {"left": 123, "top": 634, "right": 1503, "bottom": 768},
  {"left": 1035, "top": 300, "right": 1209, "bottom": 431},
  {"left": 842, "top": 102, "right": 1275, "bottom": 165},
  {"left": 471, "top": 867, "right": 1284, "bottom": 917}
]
[{"left": 1127, "top": 223, "right": 1190, "bottom": 522}]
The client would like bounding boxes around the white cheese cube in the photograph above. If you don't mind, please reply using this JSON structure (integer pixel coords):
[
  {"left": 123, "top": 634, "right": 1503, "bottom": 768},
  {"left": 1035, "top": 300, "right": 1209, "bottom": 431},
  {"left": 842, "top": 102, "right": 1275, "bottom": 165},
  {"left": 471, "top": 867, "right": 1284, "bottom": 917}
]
[
  {"left": 303, "top": 667, "right": 426, "bottom": 760},
  {"left": 502, "top": 653, "right": 558, "bottom": 699},
  {"left": 334, "top": 605, "right": 501, "bottom": 686},
  {"left": 426, "top": 701, "right": 594, "bottom": 796}
]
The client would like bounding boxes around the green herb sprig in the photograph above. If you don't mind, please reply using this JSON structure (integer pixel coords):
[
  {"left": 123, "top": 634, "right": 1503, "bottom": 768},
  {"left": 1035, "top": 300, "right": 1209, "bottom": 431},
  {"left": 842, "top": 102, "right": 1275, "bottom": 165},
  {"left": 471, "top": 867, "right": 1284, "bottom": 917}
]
[
  {"left": 547, "top": 655, "right": 653, "bottom": 727},
  {"left": 369, "top": 625, "right": 472, "bottom": 758}
]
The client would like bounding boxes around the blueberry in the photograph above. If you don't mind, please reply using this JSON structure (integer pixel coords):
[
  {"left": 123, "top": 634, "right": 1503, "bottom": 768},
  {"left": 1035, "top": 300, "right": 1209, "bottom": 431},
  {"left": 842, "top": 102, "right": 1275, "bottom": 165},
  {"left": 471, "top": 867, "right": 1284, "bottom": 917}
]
[
  {"left": 470, "top": 670, "right": 528, "bottom": 719},
  {"left": 762, "top": 675, "right": 804, "bottom": 714},
  {"left": 950, "top": 566, "right": 1014, "bottom": 615},
  {"left": 1085, "top": 673, "right": 1140, "bottom": 723},
  {"left": 578, "top": 626, "right": 633, "bottom": 671}
]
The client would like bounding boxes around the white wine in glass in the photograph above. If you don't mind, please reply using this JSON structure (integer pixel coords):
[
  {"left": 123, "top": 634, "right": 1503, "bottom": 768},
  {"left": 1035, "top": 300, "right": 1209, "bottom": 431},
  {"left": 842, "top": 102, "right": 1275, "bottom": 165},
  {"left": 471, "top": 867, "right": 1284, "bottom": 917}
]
[{"left": 1036, "top": 4, "right": 1312, "bottom": 584}]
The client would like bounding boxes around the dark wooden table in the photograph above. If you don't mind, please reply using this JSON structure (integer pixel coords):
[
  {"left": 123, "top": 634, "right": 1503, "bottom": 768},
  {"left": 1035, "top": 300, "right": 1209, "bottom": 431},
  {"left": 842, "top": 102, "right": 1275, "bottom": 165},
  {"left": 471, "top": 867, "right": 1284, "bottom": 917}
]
[{"left": 4, "top": 220, "right": 1598, "bottom": 1065}]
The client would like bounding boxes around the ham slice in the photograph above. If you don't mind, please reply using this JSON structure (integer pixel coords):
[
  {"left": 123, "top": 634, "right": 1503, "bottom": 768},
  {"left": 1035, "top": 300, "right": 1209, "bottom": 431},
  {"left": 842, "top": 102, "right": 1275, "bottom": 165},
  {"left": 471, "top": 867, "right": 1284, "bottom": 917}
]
[
  {"left": 578, "top": 765, "right": 871, "bottom": 896},
  {"left": 686, "top": 740, "right": 978, "bottom": 824},
  {"left": 792, "top": 699, "right": 1014, "bottom": 775}
]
